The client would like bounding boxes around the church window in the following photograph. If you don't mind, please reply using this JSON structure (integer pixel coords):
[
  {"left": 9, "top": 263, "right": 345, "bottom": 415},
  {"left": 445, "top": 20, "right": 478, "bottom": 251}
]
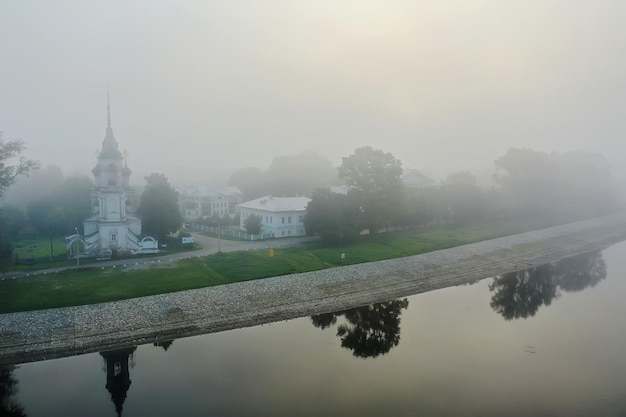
[{"left": 111, "top": 234, "right": 117, "bottom": 241}]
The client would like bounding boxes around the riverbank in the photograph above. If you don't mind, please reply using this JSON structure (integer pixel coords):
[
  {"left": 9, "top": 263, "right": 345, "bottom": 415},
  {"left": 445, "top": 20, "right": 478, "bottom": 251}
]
[{"left": 2, "top": 212, "right": 626, "bottom": 365}]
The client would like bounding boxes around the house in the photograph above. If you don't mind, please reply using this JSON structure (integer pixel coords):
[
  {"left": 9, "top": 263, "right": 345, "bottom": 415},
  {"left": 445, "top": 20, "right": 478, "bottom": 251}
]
[
  {"left": 237, "top": 195, "right": 311, "bottom": 237},
  {"left": 178, "top": 186, "right": 242, "bottom": 221}
]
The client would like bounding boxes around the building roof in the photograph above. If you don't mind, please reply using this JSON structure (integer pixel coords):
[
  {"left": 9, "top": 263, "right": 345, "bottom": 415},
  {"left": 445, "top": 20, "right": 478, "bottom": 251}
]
[
  {"left": 401, "top": 169, "right": 435, "bottom": 188},
  {"left": 237, "top": 195, "right": 311, "bottom": 212}
]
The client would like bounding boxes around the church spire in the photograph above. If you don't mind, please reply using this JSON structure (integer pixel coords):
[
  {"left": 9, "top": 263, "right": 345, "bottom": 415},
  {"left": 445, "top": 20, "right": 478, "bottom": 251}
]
[{"left": 99, "top": 89, "right": 122, "bottom": 159}]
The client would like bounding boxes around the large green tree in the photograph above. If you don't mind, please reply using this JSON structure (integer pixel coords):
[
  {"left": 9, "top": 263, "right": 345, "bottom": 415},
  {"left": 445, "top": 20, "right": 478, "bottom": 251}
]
[
  {"left": 338, "top": 146, "right": 405, "bottom": 233},
  {"left": 304, "top": 189, "right": 362, "bottom": 244},
  {"left": 137, "top": 173, "right": 183, "bottom": 240}
]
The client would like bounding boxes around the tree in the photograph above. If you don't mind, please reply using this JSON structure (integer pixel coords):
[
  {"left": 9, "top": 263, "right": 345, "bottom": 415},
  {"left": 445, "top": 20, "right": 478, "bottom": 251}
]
[
  {"left": 489, "top": 251, "right": 607, "bottom": 320},
  {"left": 338, "top": 146, "right": 405, "bottom": 233},
  {"left": 440, "top": 171, "right": 485, "bottom": 225},
  {"left": 0, "top": 135, "right": 39, "bottom": 264},
  {"left": 244, "top": 214, "right": 262, "bottom": 234},
  {"left": 311, "top": 298, "right": 410, "bottom": 358},
  {"left": 25, "top": 175, "right": 93, "bottom": 261},
  {"left": 228, "top": 152, "right": 340, "bottom": 200},
  {"left": 304, "top": 189, "right": 362, "bottom": 244},
  {"left": 27, "top": 198, "right": 66, "bottom": 261},
  {"left": 3, "top": 164, "right": 64, "bottom": 209},
  {"left": 0, "top": 134, "right": 40, "bottom": 197},
  {"left": 0, "top": 206, "right": 26, "bottom": 239},
  {"left": 0, "top": 365, "right": 26, "bottom": 417},
  {"left": 54, "top": 175, "right": 93, "bottom": 232},
  {"left": 494, "top": 148, "right": 618, "bottom": 220},
  {"left": 137, "top": 173, "right": 183, "bottom": 240}
]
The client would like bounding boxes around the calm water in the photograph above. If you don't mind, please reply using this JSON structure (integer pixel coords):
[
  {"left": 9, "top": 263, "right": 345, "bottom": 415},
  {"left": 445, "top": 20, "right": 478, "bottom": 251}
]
[{"left": 3, "top": 241, "right": 626, "bottom": 417}]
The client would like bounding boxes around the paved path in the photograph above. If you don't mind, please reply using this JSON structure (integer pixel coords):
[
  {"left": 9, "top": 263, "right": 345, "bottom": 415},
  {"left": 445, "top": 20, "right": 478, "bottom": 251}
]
[{"left": 2, "top": 212, "right": 626, "bottom": 365}]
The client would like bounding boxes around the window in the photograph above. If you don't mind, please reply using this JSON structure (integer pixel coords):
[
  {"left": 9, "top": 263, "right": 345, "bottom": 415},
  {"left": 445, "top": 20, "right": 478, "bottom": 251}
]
[
  {"left": 299, "top": 216, "right": 303, "bottom": 223},
  {"left": 111, "top": 234, "right": 117, "bottom": 241},
  {"left": 281, "top": 217, "right": 285, "bottom": 224},
  {"left": 288, "top": 216, "right": 291, "bottom": 223}
]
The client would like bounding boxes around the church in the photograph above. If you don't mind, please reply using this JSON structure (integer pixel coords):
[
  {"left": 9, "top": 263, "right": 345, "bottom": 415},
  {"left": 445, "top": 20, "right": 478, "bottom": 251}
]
[{"left": 81, "top": 96, "right": 150, "bottom": 258}]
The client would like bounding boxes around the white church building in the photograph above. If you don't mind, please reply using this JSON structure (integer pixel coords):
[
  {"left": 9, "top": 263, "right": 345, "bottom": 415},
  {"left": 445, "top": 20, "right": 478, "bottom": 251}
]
[
  {"left": 81, "top": 97, "right": 155, "bottom": 258},
  {"left": 237, "top": 195, "right": 311, "bottom": 237}
]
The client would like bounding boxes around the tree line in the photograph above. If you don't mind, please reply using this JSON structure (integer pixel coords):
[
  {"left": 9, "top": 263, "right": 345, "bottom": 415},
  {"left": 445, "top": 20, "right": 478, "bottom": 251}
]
[{"left": 305, "top": 146, "right": 621, "bottom": 244}]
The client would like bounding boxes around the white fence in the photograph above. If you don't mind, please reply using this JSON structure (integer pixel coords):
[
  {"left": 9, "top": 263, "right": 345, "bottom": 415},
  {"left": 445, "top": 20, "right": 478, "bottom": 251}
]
[{"left": 187, "top": 224, "right": 273, "bottom": 241}]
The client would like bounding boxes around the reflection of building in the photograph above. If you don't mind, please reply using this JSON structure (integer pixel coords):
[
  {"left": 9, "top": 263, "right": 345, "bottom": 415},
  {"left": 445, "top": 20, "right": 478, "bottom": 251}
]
[
  {"left": 100, "top": 346, "right": 137, "bottom": 417},
  {"left": 83, "top": 96, "right": 143, "bottom": 258},
  {"left": 237, "top": 195, "right": 310, "bottom": 237},
  {"left": 177, "top": 186, "right": 242, "bottom": 221}
]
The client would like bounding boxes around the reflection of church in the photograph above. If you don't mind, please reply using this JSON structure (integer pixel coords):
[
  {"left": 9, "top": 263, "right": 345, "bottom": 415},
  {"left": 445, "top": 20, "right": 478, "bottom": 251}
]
[
  {"left": 100, "top": 346, "right": 137, "bottom": 417},
  {"left": 82, "top": 96, "right": 144, "bottom": 258}
]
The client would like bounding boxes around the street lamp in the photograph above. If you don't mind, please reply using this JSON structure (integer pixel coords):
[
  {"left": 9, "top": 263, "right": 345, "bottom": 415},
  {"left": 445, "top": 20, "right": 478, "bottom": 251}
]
[{"left": 74, "top": 227, "right": 81, "bottom": 268}]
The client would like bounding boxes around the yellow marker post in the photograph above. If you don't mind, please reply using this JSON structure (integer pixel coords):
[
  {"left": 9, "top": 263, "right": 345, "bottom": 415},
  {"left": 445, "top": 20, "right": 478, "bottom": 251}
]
[{"left": 269, "top": 248, "right": 274, "bottom": 258}]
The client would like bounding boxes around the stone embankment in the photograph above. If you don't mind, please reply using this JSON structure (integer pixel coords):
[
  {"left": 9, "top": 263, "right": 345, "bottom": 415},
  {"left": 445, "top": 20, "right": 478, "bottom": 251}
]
[{"left": 2, "top": 212, "right": 626, "bottom": 365}]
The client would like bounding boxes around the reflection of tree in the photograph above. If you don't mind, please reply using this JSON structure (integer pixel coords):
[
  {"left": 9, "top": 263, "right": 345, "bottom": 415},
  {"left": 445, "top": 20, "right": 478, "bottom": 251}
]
[
  {"left": 489, "top": 251, "right": 607, "bottom": 320},
  {"left": 553, "top": 252, "right": 606, "bottom": 292},
  {"left": 0, "top": 365, "right": 26, "bottom": 417},
  {"left": 153, "top": 340, "right": 174, "bottom": 351},
  {"left": 311, "top": 299, "right": 409, "bottom": 358}
]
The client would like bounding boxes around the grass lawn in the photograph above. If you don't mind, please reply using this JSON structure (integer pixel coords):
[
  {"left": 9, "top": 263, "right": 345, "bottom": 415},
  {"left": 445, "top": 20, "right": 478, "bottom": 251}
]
[{"left": 0, "top": 218, "right": 556, "bottom": 314}]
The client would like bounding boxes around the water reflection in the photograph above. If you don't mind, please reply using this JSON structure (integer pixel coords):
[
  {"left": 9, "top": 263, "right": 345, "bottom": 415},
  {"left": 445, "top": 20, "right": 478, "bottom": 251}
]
[
  {"left": 489, "top": 251, "right": 607, "bottom": 320},
  {"left": 0, "top": 365, "right": 26, "bottom": 417},
  {"left": 153, "top": 340, "right": 174, "bottom": 351},
  {"left": 311, "top": 299, "right": 409, "bottom": 358},
  {"left": 100, "top": 347, "right": 137, "bottom": 417}
]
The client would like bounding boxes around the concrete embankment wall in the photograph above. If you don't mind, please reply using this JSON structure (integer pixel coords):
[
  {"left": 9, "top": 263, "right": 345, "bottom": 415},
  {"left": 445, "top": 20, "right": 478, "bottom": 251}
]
[{"left": 2, "top": 212, "right": 626, "bottom": 365}]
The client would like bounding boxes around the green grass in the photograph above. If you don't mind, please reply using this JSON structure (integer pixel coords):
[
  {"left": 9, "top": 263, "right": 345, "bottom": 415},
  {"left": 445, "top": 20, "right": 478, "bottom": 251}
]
[
  {"left": 0, "top": 218, "right": 556, "bottom": 314},
  {"left": 12, "top": 237, "right": 67, "bottom": 263}
]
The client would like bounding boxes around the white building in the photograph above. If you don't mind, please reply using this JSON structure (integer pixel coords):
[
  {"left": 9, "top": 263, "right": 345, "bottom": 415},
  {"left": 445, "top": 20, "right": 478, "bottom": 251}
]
[
  {"left": 237, "top": 195, "right": 311, "bottom": 237},
  {"left": 178, "top": 186, "right": 242, "bottom": 221},
  {"left": 82, "top": 97, "right": 147, "bottom": 257}
]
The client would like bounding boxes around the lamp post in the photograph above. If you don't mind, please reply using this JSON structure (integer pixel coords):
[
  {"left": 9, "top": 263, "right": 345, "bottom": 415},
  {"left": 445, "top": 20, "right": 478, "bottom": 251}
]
[{"left": 74, "top": 227, "right": 80, "bottom": 268}]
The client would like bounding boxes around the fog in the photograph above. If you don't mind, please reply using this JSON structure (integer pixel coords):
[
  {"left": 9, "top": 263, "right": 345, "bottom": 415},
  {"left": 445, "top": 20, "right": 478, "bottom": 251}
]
[{"left": 1, "top": 1, "right": 625, "bottom": 185}]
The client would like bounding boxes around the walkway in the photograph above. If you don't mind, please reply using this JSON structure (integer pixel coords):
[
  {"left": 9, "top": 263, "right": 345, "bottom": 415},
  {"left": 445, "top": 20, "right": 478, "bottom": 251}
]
[{"left": 2, "top": 212, "right": 626, "bottom": 365}]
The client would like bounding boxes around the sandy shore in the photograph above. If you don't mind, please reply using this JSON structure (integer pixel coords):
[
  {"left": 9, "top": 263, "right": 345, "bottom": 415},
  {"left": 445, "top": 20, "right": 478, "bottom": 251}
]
[{"left": 2, "top": 212, "right": 626, "bottom": 365}]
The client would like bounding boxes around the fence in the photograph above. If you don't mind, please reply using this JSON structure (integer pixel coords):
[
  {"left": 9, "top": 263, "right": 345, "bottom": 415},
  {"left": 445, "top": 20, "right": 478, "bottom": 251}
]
[{"left": 187, "top": 224, "right": 273, "bottom": 241}]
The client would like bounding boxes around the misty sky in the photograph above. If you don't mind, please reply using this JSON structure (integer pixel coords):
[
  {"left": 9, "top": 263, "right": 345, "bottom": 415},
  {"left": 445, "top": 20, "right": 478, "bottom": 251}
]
[{"left": 1, "top": 1, "right": 625, "bottom": 185}]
